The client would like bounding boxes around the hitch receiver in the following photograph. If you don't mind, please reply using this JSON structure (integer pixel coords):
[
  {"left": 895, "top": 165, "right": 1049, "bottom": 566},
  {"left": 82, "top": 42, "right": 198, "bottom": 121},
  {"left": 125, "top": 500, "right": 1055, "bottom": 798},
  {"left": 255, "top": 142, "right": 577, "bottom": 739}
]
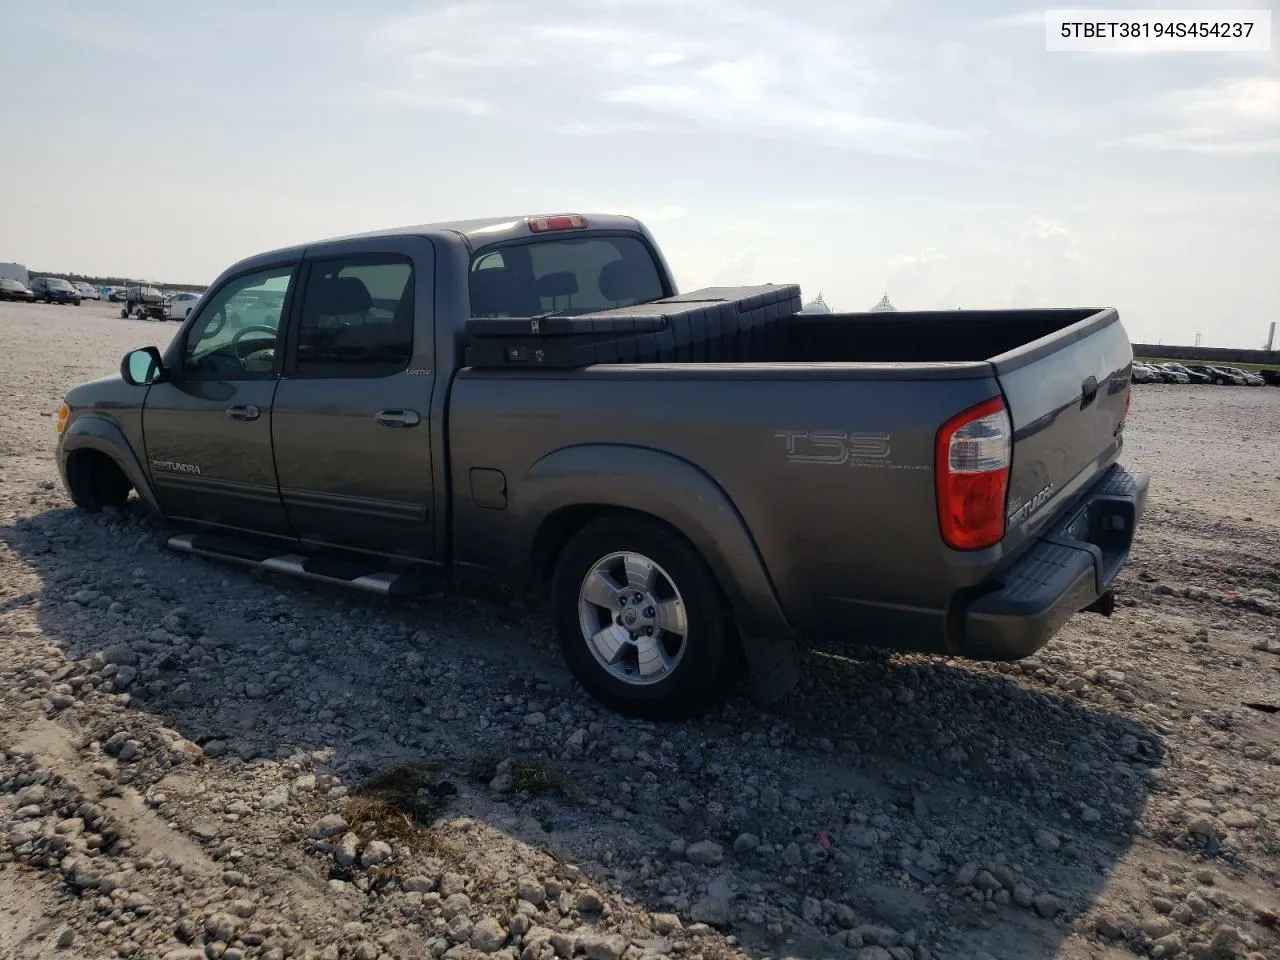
[{"left": 1084, "top": 589, "right": 1115, "bottom": 618}]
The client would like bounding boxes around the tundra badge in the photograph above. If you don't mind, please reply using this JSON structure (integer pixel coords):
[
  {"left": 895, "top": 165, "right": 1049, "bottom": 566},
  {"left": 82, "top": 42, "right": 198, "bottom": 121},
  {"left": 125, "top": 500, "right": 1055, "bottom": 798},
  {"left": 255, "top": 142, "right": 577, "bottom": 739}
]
[{"left": 151, "top": 459, "right": 202, "bottom": 475}]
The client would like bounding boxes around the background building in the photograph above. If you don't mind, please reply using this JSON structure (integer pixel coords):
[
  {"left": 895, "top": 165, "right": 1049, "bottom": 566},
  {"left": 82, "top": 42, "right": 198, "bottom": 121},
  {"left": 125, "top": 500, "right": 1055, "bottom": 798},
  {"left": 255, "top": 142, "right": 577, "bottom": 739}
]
[{"left": 798, "top": 292, "right": 832, "bottom": 315}]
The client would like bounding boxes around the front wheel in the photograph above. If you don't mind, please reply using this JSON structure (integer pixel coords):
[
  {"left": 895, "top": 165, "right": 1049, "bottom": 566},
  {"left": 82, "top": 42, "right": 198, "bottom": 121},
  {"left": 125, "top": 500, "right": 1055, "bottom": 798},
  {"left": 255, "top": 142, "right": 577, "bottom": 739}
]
[{"left": 551, "top": 516, "right": 737, "bottom": 720}]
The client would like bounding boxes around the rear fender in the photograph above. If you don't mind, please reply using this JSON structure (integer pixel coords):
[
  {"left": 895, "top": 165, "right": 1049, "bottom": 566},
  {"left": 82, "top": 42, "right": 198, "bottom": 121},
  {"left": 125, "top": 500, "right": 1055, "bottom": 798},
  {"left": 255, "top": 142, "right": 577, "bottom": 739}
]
[
  {"left": 513, "top": 444, "right": 795, "bottom": 670},
  {"left": 59, "top": 415, "right": 162, "bottom": 518}
]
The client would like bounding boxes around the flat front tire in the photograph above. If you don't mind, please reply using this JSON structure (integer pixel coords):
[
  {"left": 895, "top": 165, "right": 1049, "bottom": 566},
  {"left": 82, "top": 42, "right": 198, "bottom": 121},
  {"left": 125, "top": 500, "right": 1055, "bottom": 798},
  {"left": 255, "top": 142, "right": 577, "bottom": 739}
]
[{"left": 551, "top": 516, "right": 736, "bottom": 720}]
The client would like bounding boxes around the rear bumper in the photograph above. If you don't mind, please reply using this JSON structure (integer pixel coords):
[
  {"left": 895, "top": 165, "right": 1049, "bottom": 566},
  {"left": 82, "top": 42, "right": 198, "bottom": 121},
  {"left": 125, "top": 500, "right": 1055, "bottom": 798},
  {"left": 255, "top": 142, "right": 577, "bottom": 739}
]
[{"left": 957, "top": 463, "right": 1149, "bottom": 660}]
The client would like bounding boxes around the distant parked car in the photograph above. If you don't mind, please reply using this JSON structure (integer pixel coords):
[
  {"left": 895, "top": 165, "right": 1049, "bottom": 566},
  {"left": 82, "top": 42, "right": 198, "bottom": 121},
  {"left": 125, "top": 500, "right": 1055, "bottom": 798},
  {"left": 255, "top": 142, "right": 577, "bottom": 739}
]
[
  {"left": 1260, "top": 369, "right": 1280, "bottom": 386},
  {"left": 165, "top": 291, "right": 201, "bottom": 320},
  {"left": 1131, "top": 363, "right": 1159, "bottom": 384},
  {"left": 29, "top": 276, "right": 82, "bottom": 305},
  {"left": 1217, "top": 366, "right": 1265, "bottom": 386},
  {"left": 107, "top": 287, "right": 129, "bottom": 302},
  {"left": 1206, "top": 366, "right": 1252, "bottom": 386},
  {"left": 1151, "top": 363, "right": 1190, "bottom": 384},
  {"left": 1184, "top": 364, "right": 1241, "bottom": 385},
  {"left": 74, "top": 282, "right": 101, "bottom": 300},
  {"left": 1158, "top": 362, "right": 1210, "bottom": 384},
  {"left": 0, "top": 278, "right": 36, "bottom": 302}
]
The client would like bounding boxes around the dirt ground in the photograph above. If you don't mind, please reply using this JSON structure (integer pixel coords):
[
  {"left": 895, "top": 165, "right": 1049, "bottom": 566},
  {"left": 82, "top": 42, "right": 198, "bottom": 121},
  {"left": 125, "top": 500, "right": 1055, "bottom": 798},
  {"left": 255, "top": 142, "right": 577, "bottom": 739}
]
[{"left": 1, "top": 299, "right": 1278, "bottom": 960}]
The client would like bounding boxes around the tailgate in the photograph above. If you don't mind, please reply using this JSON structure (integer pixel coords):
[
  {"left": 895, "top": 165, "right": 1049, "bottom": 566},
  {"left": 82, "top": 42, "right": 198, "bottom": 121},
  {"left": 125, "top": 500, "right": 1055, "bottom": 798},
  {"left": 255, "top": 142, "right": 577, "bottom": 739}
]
[{"left": 992, "top": 309, "right": 1132, "bottom": 554}]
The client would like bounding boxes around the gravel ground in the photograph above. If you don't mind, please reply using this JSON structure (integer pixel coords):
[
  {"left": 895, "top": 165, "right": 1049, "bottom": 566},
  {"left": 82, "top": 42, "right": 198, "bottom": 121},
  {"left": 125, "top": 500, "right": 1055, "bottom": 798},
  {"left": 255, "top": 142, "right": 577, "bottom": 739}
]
[{"left": 2, "top": 300, "right": 1279, "bottom": 960}]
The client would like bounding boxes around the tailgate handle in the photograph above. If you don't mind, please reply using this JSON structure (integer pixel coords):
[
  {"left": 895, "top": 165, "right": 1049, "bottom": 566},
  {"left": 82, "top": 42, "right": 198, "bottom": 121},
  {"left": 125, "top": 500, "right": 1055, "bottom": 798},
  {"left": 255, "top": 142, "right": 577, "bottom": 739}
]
[{"left": 1080, "top": 376, "right": 1099, "bottom": 408}]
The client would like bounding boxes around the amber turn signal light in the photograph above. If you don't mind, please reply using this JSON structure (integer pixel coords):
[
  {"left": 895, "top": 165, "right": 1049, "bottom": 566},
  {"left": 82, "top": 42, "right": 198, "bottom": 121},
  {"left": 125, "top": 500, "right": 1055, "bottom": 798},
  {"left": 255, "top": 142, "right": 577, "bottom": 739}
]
[{"left": 55, "top": 403, "right": 69, "bottom": 434}]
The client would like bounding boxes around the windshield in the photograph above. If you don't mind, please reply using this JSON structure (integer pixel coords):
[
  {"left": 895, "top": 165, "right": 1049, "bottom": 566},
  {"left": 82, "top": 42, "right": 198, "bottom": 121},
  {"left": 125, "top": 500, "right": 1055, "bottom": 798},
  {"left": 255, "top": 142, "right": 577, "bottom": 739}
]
[
  {"left": 47, "top": 278, "right": 73, "bottom": 290},
  {"left": 469, "top": 234, "right": 666, "bottom": 318}
]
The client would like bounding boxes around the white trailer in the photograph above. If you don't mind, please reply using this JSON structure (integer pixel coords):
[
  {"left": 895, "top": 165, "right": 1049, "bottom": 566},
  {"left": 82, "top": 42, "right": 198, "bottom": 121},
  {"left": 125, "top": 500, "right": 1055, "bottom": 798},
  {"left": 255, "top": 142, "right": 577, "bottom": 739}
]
[{"left": 0, "top": 263, "right": 30, "bottom": 286}]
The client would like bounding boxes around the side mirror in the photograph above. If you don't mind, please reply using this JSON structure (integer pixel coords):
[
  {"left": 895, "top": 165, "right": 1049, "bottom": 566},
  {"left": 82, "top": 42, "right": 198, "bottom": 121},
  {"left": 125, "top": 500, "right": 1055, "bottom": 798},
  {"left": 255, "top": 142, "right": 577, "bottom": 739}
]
[{"left": 121, "top": 346, "right": 165, "bottom": 386}]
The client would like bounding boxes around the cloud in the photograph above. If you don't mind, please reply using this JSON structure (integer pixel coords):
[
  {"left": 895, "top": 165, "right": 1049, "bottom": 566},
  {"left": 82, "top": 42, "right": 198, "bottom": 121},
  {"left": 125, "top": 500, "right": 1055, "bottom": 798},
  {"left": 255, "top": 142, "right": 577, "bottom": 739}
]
[
  {"left": 972, "top": 9, "right": 1050, "bottom": 30},
  {"left": 875, "top": 218, "right": 1089, "bottom": 309},
  {"left": 370, "top": 88, "right": 496, "bottom": 116},
  {"left": 885, "top": 247, "right": 949, "bottom": 305},
  {"left": 576, "top": 203, "right": 687, "bottom": 224},
  {"left": 1103, "top": 75, "right": 1280, "bottom": 155},
  {"left": 1027, "top": 217, "right": 1074, "bottom": 251},
  {"left": 889, "top": 247, "right": 947, "bottom": 269},
  {"left": 364, "top": 0, "right": 966, "bottom": 157}
]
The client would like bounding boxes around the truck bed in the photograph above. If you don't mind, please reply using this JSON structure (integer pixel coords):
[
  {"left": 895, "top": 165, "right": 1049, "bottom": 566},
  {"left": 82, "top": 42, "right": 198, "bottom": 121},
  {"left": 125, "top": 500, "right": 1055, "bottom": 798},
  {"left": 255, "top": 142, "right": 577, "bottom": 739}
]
[
  {"left": 464, "top": 300, "right": 1114, "bottom": 371},
  {"left": 783, "top": 308, "right": 1108, "bottom": 364}
]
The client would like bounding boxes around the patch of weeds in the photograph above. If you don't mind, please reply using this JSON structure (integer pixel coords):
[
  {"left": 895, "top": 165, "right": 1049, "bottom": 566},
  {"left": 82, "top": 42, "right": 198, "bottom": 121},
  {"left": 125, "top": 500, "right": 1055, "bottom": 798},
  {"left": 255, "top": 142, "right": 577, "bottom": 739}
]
[
  {"left": 511, "top": 759, "right": 569, "bottom": 796},
  {"left": 350, "top": 762, "right": 455, "bottom": 822},
  {"left": 469, "top": 752, "right": 571, "bottom": 798},
  {"left": 340, "top": 762, "right": 458, "bottom": 852}
]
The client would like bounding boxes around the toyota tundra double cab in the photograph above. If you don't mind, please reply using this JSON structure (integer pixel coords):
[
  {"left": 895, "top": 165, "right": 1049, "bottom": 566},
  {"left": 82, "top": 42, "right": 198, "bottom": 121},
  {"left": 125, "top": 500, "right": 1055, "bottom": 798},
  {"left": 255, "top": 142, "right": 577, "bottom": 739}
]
[{"left": 55, "top": 213, "right": 1148, "bottom": 719}]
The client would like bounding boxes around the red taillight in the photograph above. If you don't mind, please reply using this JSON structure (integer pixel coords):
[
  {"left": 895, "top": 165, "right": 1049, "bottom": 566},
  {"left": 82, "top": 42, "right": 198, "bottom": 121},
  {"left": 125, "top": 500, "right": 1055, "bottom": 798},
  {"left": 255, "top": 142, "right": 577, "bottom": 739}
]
[
  {"left": 528, "top": 215, "right": 588, "bottom": 233},
  {"left": 935, "top": 396, "right": 1012, "bottom": 551}
]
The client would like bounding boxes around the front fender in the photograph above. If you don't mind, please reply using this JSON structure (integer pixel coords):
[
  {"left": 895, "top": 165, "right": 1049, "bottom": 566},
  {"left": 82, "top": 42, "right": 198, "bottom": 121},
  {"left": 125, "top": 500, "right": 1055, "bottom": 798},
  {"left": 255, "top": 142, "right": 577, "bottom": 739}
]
[
  {"left": 512, "top": 444, "right": 792, "bottom": 641},
  {"left": 58, "top": 415, "right": 162, "bottom": 518}
]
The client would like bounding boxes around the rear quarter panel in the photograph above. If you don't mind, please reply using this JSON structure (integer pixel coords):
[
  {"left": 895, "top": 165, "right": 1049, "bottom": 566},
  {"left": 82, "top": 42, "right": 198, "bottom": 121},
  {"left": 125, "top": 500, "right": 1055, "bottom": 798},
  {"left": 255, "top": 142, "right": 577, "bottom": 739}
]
[{"left": 448, "top": 365, "right": 1007, "bottom": 649}]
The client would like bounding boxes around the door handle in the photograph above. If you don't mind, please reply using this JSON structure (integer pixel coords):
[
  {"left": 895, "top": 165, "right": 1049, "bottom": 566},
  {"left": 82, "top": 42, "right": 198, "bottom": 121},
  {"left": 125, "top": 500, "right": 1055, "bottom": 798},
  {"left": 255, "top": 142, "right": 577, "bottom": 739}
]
[
  {"left": 226, "top": 404, "right": 261, "bottom": 421},
  {"left": 1080, "top": 376, "right": 1098, "bottom": 409},
  {"left": 375, "top": 409, "right": 421, "bottom": 428}
]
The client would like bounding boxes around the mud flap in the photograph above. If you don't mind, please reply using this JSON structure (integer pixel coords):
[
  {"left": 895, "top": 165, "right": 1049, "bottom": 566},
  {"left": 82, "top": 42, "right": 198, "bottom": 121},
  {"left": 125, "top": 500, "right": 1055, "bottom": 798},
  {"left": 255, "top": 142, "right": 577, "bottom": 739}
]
[{"left": 741, "top": 634, "right": 799, "bottom": 707}]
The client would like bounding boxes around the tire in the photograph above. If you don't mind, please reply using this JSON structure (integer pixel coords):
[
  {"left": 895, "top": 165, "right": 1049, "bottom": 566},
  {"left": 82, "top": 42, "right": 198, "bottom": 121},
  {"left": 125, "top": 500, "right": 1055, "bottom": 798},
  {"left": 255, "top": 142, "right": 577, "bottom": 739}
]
[
  {"left": 121, "top": 308, "right": 129, "bottom": 319},
  {"left": 550, "top": 516, "right": 736, "bottom": 720},
  {"left": 65, "top": 452, "right": 132, "bottom": 512}
]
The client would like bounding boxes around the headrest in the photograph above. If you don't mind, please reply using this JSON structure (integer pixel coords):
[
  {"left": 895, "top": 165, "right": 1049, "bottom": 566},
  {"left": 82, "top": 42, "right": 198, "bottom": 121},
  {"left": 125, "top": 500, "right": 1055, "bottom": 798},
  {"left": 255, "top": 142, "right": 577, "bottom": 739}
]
[
  {"left": 537, "top": 271, "right": 578, "bottom": 299},
  {"left": 598, "top": 260, "right": 634, "bottom": 302},
  {"left": 314, "top": 276, "right": 372, "bottom": 315}
]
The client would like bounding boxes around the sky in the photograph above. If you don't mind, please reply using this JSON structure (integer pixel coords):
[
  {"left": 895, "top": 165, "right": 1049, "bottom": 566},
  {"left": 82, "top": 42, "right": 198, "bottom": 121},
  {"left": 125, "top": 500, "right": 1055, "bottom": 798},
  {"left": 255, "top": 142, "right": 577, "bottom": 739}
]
[{"left": 0, "top": 0, "right": 1276, "bottom": 348}]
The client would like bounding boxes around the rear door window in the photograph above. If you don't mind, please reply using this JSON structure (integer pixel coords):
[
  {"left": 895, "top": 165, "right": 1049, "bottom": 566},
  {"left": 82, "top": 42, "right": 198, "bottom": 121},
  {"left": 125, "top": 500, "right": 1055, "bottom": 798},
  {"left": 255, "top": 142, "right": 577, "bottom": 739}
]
[
  {"left": 469, "top": 235, "right": 665, "bottom": 317},
  {"left": 290, "top": 257, "right": 414, "bottom": 378}
]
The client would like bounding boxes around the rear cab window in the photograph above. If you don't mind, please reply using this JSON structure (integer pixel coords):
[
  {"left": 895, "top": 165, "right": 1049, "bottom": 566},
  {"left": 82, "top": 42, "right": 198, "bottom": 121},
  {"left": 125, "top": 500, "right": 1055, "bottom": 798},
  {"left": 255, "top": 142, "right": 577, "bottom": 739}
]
[{"left": 469, "top": 235, "right": 665, "bottom": 318}]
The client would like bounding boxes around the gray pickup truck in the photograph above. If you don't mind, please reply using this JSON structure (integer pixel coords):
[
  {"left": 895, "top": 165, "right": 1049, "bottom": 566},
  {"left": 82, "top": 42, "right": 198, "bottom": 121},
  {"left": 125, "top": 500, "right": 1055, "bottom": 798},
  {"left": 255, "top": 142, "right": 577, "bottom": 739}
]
[{"left": 55, "top": 213, "right": 1148, "bottom": 719}]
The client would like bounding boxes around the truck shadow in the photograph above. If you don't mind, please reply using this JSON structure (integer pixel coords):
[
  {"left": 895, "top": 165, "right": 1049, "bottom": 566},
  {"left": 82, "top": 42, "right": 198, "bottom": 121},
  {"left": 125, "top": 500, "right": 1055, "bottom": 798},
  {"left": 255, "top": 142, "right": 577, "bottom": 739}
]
[{"left": 1, "top": 504, "right": 1164, "bottom": 960}]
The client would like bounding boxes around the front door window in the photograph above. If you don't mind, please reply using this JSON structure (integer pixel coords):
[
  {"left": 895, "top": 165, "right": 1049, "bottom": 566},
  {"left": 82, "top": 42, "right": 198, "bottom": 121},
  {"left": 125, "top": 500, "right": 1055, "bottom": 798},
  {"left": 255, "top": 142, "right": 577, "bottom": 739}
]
[{"left": 183, "top": 267, "right": 295, "bottom": 378}]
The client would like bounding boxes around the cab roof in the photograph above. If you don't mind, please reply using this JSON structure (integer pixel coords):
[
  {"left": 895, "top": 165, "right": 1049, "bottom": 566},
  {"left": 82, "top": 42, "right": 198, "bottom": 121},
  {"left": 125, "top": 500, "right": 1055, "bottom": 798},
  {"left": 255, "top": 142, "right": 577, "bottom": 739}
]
[{"left": 231, "top": 213, "right": 646, "bottom": 271}]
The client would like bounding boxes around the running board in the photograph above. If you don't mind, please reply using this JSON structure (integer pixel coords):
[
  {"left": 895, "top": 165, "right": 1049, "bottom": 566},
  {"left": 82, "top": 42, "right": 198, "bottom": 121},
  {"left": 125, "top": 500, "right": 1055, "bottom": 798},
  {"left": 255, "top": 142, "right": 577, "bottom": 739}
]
[{"left": 166, "top": 533, "right": 430, "bottom": 598}]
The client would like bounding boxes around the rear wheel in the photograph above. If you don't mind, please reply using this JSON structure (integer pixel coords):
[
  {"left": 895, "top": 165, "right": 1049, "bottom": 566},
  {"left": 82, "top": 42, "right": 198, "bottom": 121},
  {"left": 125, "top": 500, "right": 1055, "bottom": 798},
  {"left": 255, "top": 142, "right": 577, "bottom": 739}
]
[
  {"left": 65, "top": 451, "right": 132, "bottom": 512},
  {"left": 551, "top": 516, "right": 736, "bottom": 720}
]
